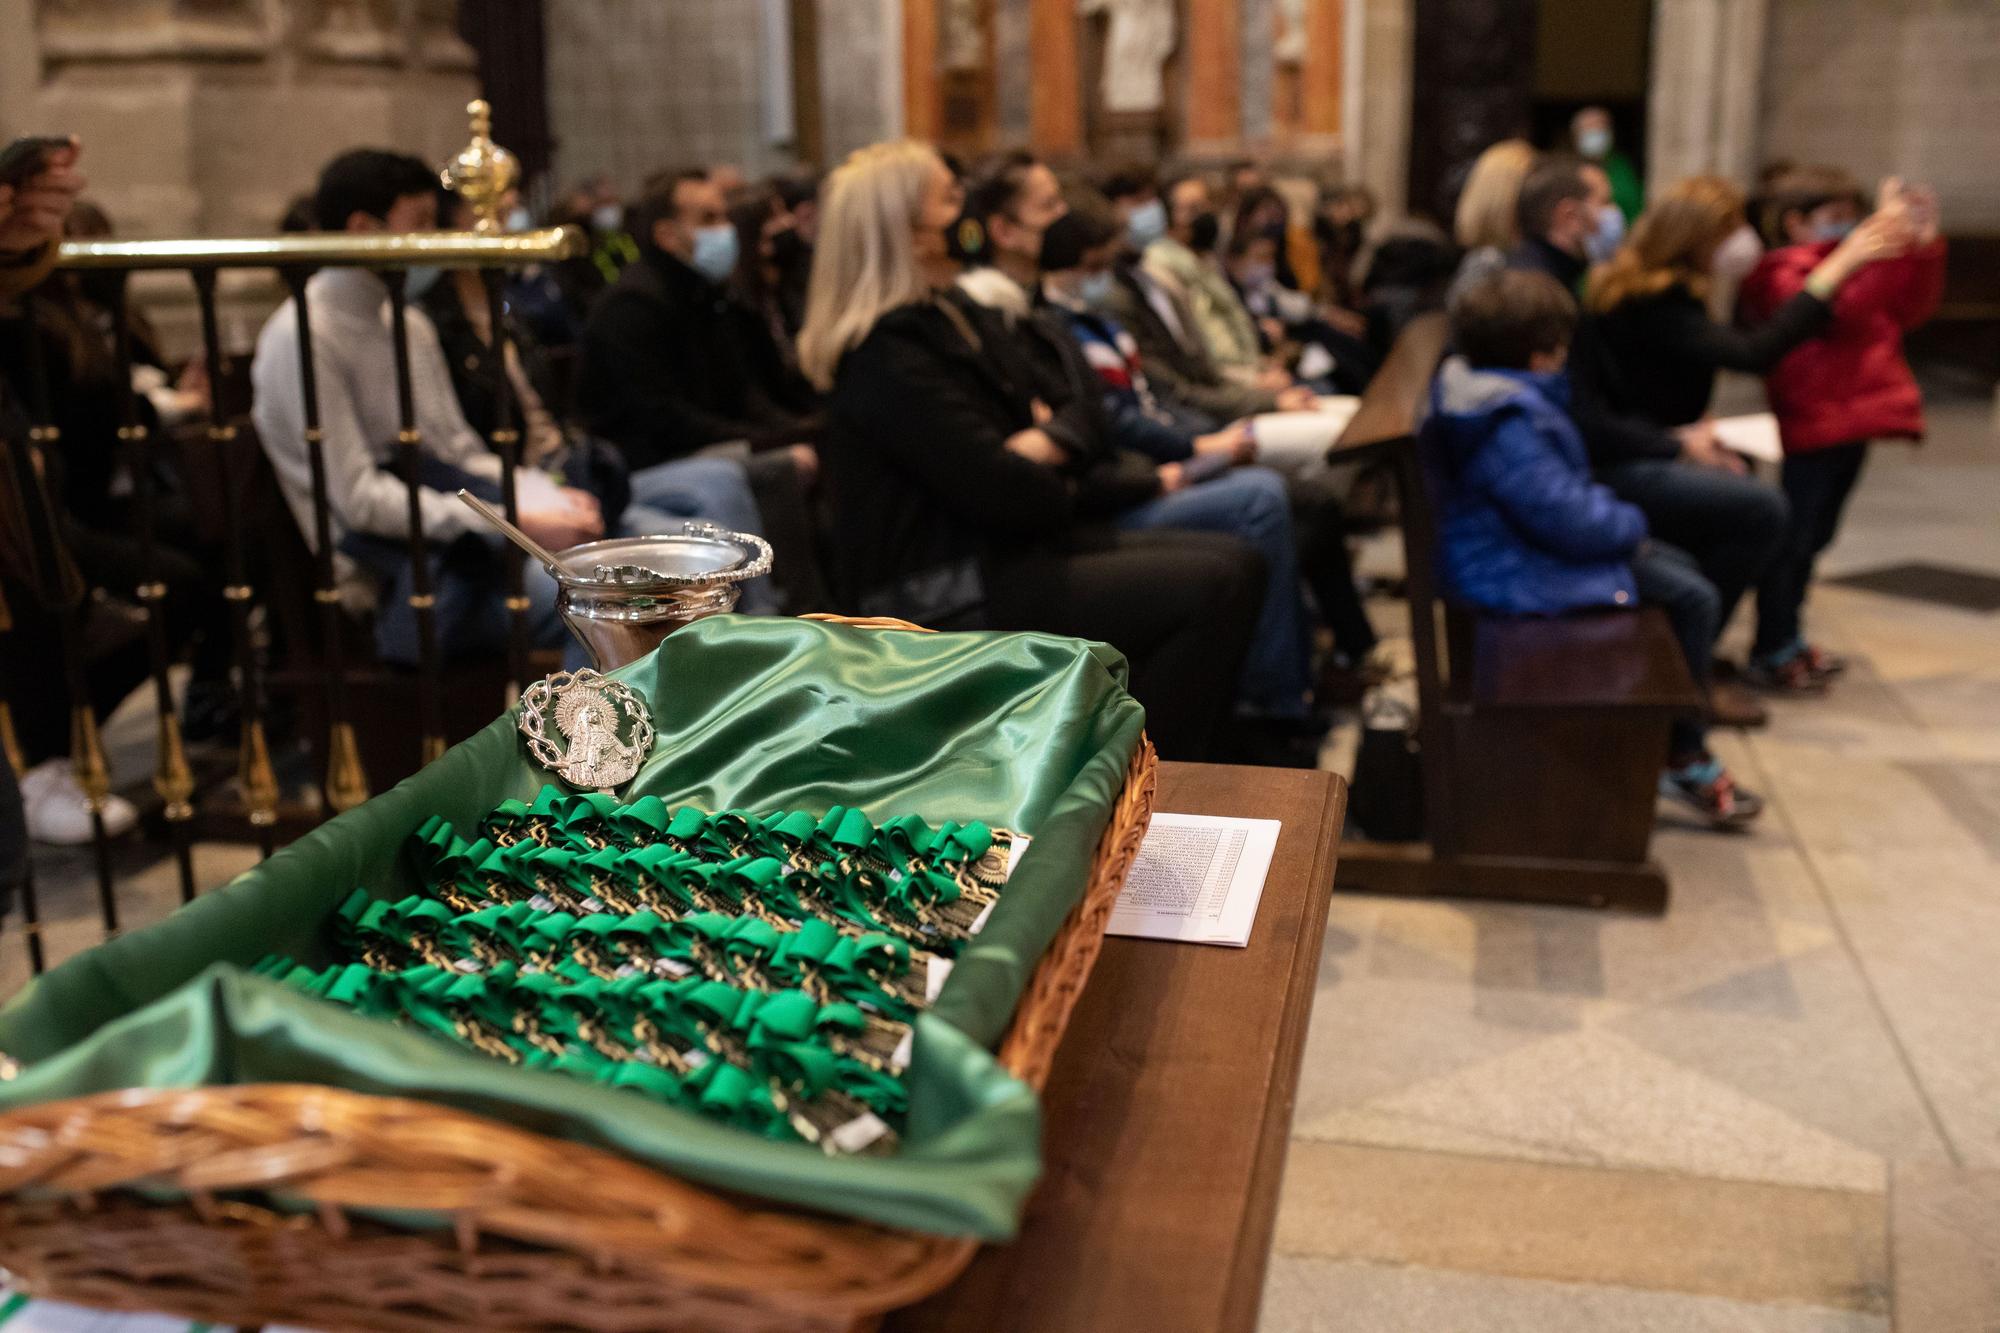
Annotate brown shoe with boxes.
[1709,680,1770,729]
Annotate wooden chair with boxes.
[1328,313,1703,913]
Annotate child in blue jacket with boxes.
[1428,269,1762,828]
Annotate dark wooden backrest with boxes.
[1330,311,1453,710]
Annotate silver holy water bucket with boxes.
[551,521,773,670]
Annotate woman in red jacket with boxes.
[1738,171,1944,691]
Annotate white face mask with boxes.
[1709,224,1764,282]
[1577,126,1613,160]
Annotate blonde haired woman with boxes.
[799,141,1264,761]
[1445,139,1536,307]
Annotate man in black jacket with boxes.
[578,168,812,611]
[581,168,817,463]
[1507,156,1786,721]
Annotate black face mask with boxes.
[1188,211,1221,254]
[769,226,810,272]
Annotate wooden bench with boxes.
[1327,313,1703,913]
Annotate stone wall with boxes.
[0,0,478,239]
[1761,0,2000,230]
[0,1,479,356]
[545,0,801,193]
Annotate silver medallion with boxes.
[518,668,654,791]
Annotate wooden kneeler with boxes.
[1328,315,1703,914]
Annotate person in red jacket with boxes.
[1737,170,1944,692]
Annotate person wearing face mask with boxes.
[252,149,707,672]
[797,141,1265,762]
[1143,173,1273,385]
[1581,162,1627,265]
[1043,208,1383,702]
[1573,173,1909,703]
[1503,159,1793,727]
[1571,106,1643,223]
[577,166,816,568]
[951,161,1322,743]
[1735,169,1945,693]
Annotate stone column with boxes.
[1240,0,1276,148]
[1647,0,1769,193]
[816,0,903,163]
[1347,0,1412,211]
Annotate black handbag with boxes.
[1349,692,1425,841]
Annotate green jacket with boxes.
[1143,236,1262,373]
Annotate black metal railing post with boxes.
[104,283,199,905]
[381,271,448,766]
[0,586,47,974]
[281,266,370,815]
[480,270,530,698]
[190,270,278,856]
[13,293,119,936]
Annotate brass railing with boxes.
[5,221,587,975]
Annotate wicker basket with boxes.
[0,616,1157,1333]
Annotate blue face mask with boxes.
[1126,197,1167,249]
[592,202,624,233]
[690,224,740,283]
[1584,205,1626,264]
[1809,217,1856,243]
[504,206,533,233]
[1075,270,1115,307]
[403,265,443,300]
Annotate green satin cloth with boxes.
[0,616,1146,1239]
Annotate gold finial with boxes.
[440,97,520,234]
[154,710,196,822]
[325,721,370,813]
[238,717,280,827]
[69,707,112,810]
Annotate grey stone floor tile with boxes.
[1259,1257,1889,1333]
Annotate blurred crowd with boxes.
[0,101,1948,871]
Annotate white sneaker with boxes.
[18,758,139,845]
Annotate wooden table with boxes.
[885,762,1346,1333]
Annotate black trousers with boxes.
[1754,442,1868,660]
[1600,457,1790,639]
[1290,476,1380,664]
[986,529,1265,763]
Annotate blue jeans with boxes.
[1115,466,1312,718]
[1631,539,1719,762]
[1600,459,1788,638]
[375,455,774,670]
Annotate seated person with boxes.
[1144,172,1270,386]
[1223,222,1375,395]
[1427,269,1762,828]
[419,186,771,610]
[249,150,757,672]
[1506,157,1792,711]
[1095,171,1358,477]
[577,167,816,475]
[951,155,1315,734]
[798,140,1265,763]
[1041,208,1380,680]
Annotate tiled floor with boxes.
[1266,392,2000,1331]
